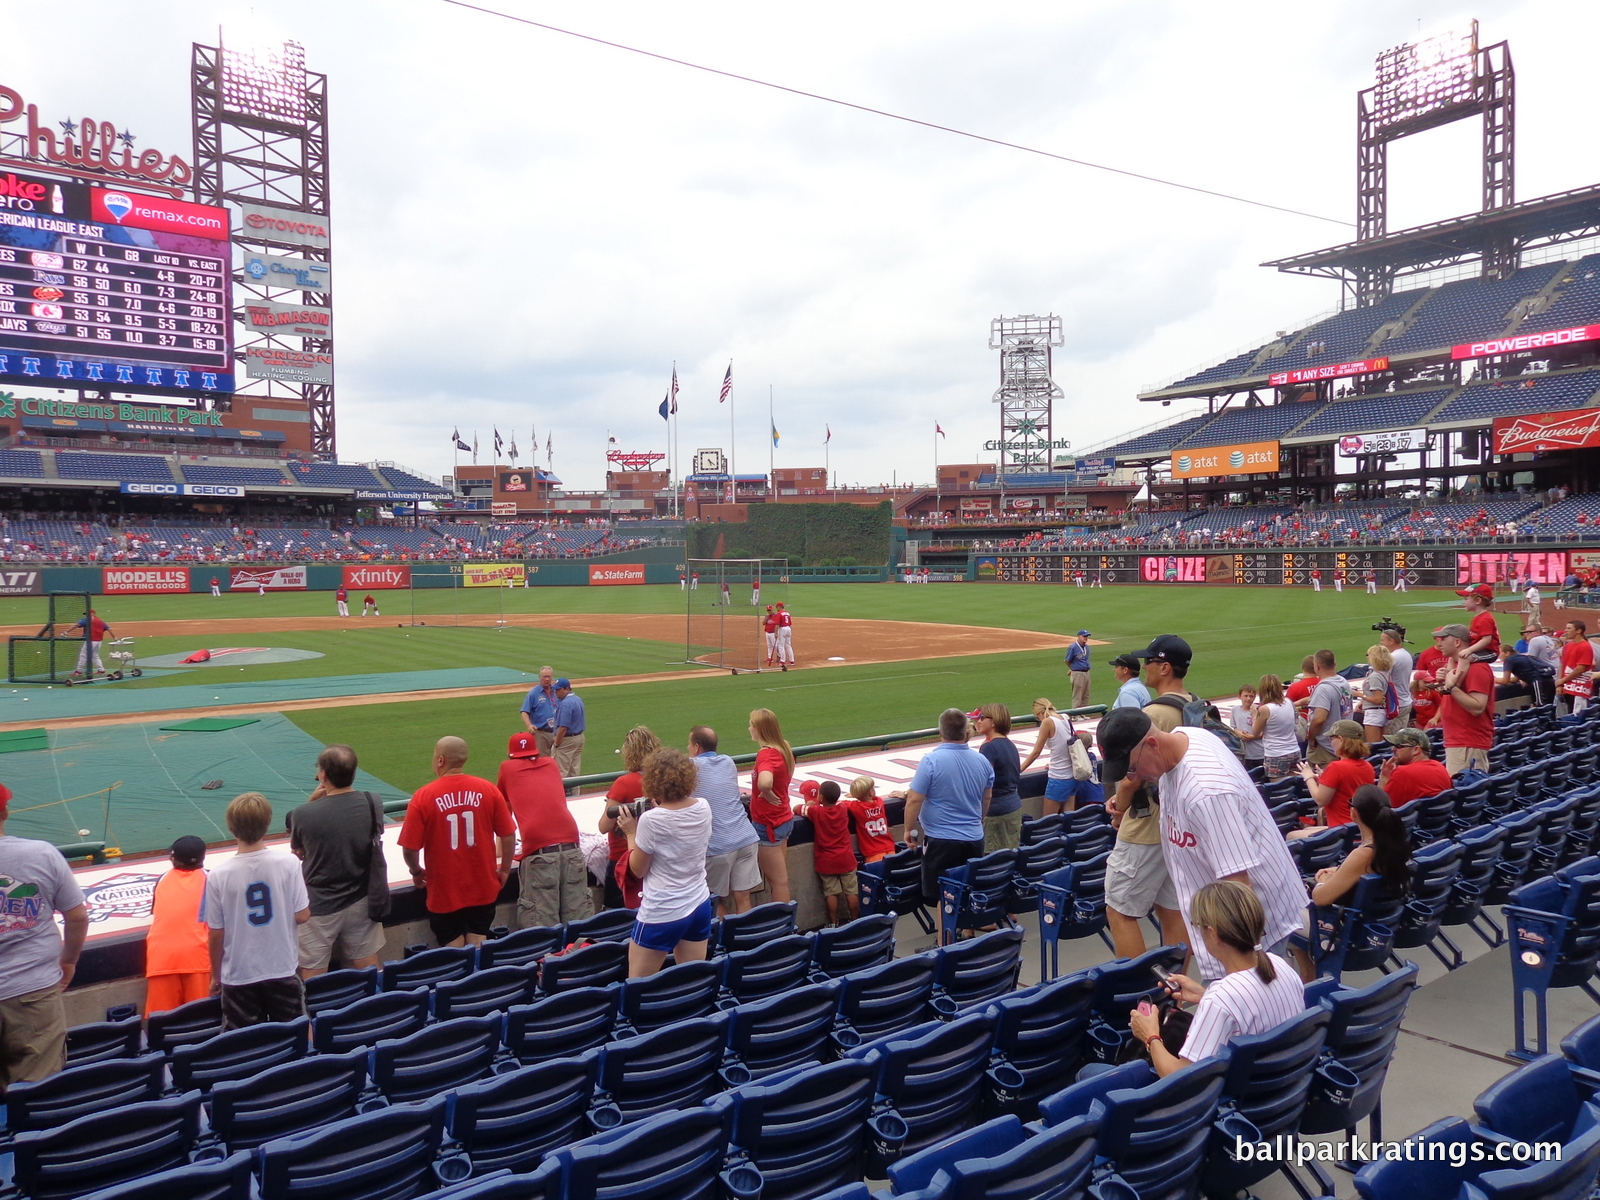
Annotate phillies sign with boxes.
[1269,357,1389,386]
[1493,407,1600,454]
[342,565,410,590]
[1452,324,1600,360]
[0,83,193,194]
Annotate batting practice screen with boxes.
[6,592,92,683]
[685,558,788,672]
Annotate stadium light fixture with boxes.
[219,37,308,127]
[1370,22,1479,133]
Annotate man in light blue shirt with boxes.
[1066,631,1093,709]
[904,709,993,923]
[519,665,559,756]
[551,679,585,790]
[1111,653,1151,709]
[689,726,761,915]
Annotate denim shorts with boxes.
[632,897,714,952]
[756,817,795,845]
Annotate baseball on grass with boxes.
[78,829,91,836]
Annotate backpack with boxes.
[1150,693,1246,759]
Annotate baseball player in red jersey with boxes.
[763,606,779,665]
[776,603,794,670]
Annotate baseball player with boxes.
[720,580,731,606]
[1310,568,1322,591]
[335,584,349,617]
[763,606,779,665]
[71,608,111,677]
[776,602,794,670]
[363,593,380,617]
[751,576,761,606]
[209,576,221,597]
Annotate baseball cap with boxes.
[1456,584,1494,601]
[776,602,785,608]
[507,732,539,758]
[1330,719,1366,741]
[1387,728,1431,751]
[0,780,11,816]
[1131,634,1192,669]
[797,779,820,804]
[1433,623,1472,641]
[554,677,572,689]
[1077,629,1092,637]
[170,835,207,868]
[766,606,773,612]
[1096,706,1153,786]
[1109,652,1141,671]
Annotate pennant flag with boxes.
[659,392,670,422]
[508,435,518,461]
[719,363,732,403]
[472,432,479,456]
[936,423,947,439]
[494,428,503,454]
[454,434,470,451]
[451,426,460,443]
[771,421,780,447]
[825,425,832,444]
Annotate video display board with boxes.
[987,548,1467,587]
[0,170,233,395]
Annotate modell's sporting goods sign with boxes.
[230,566,307,591]
[1493,407,1600,454]
[103,567,188,594]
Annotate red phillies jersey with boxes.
[336,587,348,599]
[398,774,514,912]
[764,615,779,633]
[778,611,793,628]
[806,801,857,875]
[847,797,897,860]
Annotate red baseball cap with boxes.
[0,781,10,815]
[506,732,539,758]
[798,779,820,803]
[1456,584,1495,600]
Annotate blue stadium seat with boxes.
[983,970,1101,1118]
[589,1012,731,1128]
[1,1053,165,1133]
[1005,837,1065,916]
[64,1015,143,1065]
[1443,822,1510,956]
[256,1094,463,1200]
[303,968,378,1016]
[1474,1054,1595,1145]
[883,1112,1108,1200]
[1085,944,1189,1061]
[380,945,475,992]
[1506,865,1600,1057]
[539,941,628,994]
[715,902,798,953]
[831,955,938,1051]
[475,926,562,970]
[502,987,618,1065]
[144,997,224,1055]
[1302,873,1405,983]
[719,934,818,1006]
[1036,853,1114,980]
[546,1107,761,1200]
[1564,1012,1600,1080]
[936,849,1018,943]
[1391,839,1465,970]
[310,989,430,1055]
[1035,1057,1229,1200]
[426,1163,559,1200]
[615,959,723,1035]
[169,1017,310,1094]
[369,1014,502,1104]
[713,1058,881,1200]
[432,965,538,1020]
[851,1012,998,1158]
[1288,824,1357,882]
[720,980,842,1083]
[810,914,896,979]
[1352,1114,1600,1200]
[858,848,935,936]
[444,1050,600,1174]
[1300,961,1419,1153]
[9,1090,204,1200]
[207,1048,370,1152]
[563,908,637,945]
[70,1152,254,1200]
[931,928,1022,1013]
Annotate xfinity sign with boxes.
[120,482,245,497]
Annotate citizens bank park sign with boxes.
[1493,406,1600,454]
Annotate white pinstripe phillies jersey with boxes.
[1158,727,1308,980]
[1179,954,1305,1063]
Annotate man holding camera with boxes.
[498,731,591,928]
[1378,622,1413,733]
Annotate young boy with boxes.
[145,835,211,1015]
[804,781,860,926]
[204,793,311,1029]
[846,777,897,863]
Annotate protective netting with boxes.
[685,558,787,672]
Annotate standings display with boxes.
[988,549,1460,587]
[0,173,233,395]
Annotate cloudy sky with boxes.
[7,0,1600,490]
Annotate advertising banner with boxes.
[1451,324,1600,360]
[103,567,188,594]
[235,202,332,249]
[1456,552,1568,586]
[243,346,334,385]
[491,502,519,517]
[589,564,646,586]
[1170,441,1280,479]
[119,483,246,497]
[229,566,307,591]
[1269,357,1389,386]
[342,565,411,590]
[498,470,535,494]
[1493,407,1600,455]
[1336,429,1429,457]
[1139,555,1236,583]
[239,252,332,294]
[463,563,525,587]
[244,302,332,339]
[89,188,228,238]
[0,568,42,596]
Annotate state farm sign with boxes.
[103,567,188,594]
[1452,324,1600,360]
[342,565,410,590]
[1493,407,1600,455]
[589,564,646,586]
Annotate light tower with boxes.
[990,315,1064,475]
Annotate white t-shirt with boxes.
[1180,955,1306,1062]
[1257,701,1300,759]
[1529,635,1562,674]
[1387,647,1413,709]
[1229,703,1264,760]
[202,848,309,987]
[0,835,86,1001]
[635,799,713,924]
[1359,668,1391,721]
[1158,728,1308,981]
[1044,715,1077,781]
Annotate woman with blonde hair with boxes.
[1128,880,1304,1077]
[598,726,661,909]
[1019,698,1086,813]
[1246,674,1302,780]
[1359,644,1396,748]
[748,708,797,904]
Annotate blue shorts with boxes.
[1045,777,1104,806]
[756,817,795,845]
[632,897,714,952]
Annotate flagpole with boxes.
[671,362,680,520]
[728,360,736,506]
[768,384,774,493]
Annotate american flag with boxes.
[936,423,946,439]
[671,367,680,411]
[719,363,732,403]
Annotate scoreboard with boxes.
[985,549,1466,587]
[0,171,233,395]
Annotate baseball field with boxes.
[0,581,1503,854]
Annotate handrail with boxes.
[379,704,1110,814]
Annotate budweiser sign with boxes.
[1269,357,1389,386]
[1493,407,1600,454]
[342,565,410,590]
[0,83,193,195]
[1452,325,1600,360]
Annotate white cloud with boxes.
[7,0,1598,488]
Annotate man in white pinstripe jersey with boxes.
[1098,706,1305,983]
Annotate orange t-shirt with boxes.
[146,867,211,976]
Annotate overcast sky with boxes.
[7,0,1600,491]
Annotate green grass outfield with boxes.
[6,582,1508,795]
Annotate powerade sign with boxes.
[119,483,245,497]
